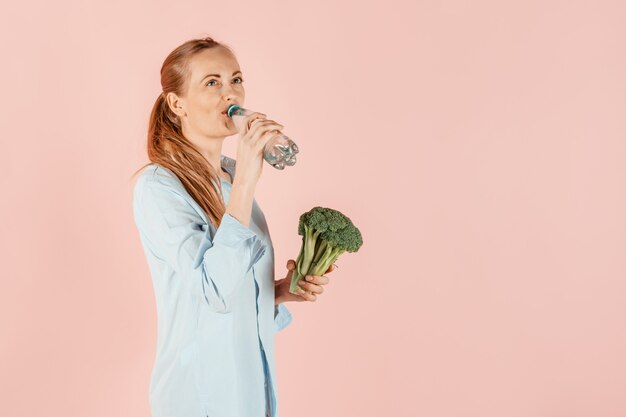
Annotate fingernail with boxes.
[306,276,312,281]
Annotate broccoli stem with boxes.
[289,265,306,294]
[309,239,331,273]
[300,225,320,273]
[313,237,325,259]
[309,246,344,276]
[290,236,306,294]
[290,225,320,294]
[313,240,329,264]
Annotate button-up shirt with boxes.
[132,155,293,417]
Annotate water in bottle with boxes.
[226,104,299,170]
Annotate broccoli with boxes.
[289,206,363,295]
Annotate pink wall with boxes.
[1,0,625,416]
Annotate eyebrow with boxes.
[201,70,242,83]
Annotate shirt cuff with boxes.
[213,212,260,246]
[274,303,293,333]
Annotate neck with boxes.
[182,124,226,173]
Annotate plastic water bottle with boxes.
[226,104,299,170]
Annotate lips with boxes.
[221,103,240,116]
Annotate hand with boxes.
[233,112,284,187]
[275,259,335,303]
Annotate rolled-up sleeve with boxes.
[274,303,293,332]
[135,177,266,314]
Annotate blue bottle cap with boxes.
[226,104,241,118]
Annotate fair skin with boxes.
[274,260,335,304]
[164,46,334,304]
[164,47,244,180]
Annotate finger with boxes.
[295,286,311,300]
[255,126,283,148]
[325,264,335,273]
[242,114,267,133]
[244,117,271,137]
[299,280,324,294]
[249,119,283,138]
[305,274,330,285]
[287,259,296,269]
[297,288,317,302]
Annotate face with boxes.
[167,46,245,138]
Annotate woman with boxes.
[131,37,334,417]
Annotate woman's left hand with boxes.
[275,259,335,303]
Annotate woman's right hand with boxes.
[233,112,284,186]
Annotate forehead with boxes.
[189,47,240,81]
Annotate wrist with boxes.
[274,280,285,305]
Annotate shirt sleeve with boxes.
[274,303,293,332]
[135,177,267,314]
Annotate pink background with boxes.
[1,0,625,416]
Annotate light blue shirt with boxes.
[132,154,293,417]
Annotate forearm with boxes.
[225,180,256,228]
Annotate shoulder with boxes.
[135,163,184,186]
[133,156,236,198]
[133,163,187,205]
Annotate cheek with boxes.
[224,117,236,130]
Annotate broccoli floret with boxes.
[289,207,363,294]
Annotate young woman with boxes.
[131,37,334,417]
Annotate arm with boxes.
[134,176,266,314]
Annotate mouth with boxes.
[221,103,241,117]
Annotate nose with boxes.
[223,94,237,106]
[223,83,241,101]
[222,84,236,98]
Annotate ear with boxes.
[165,92,187,117]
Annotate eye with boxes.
[206,77,244,86]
